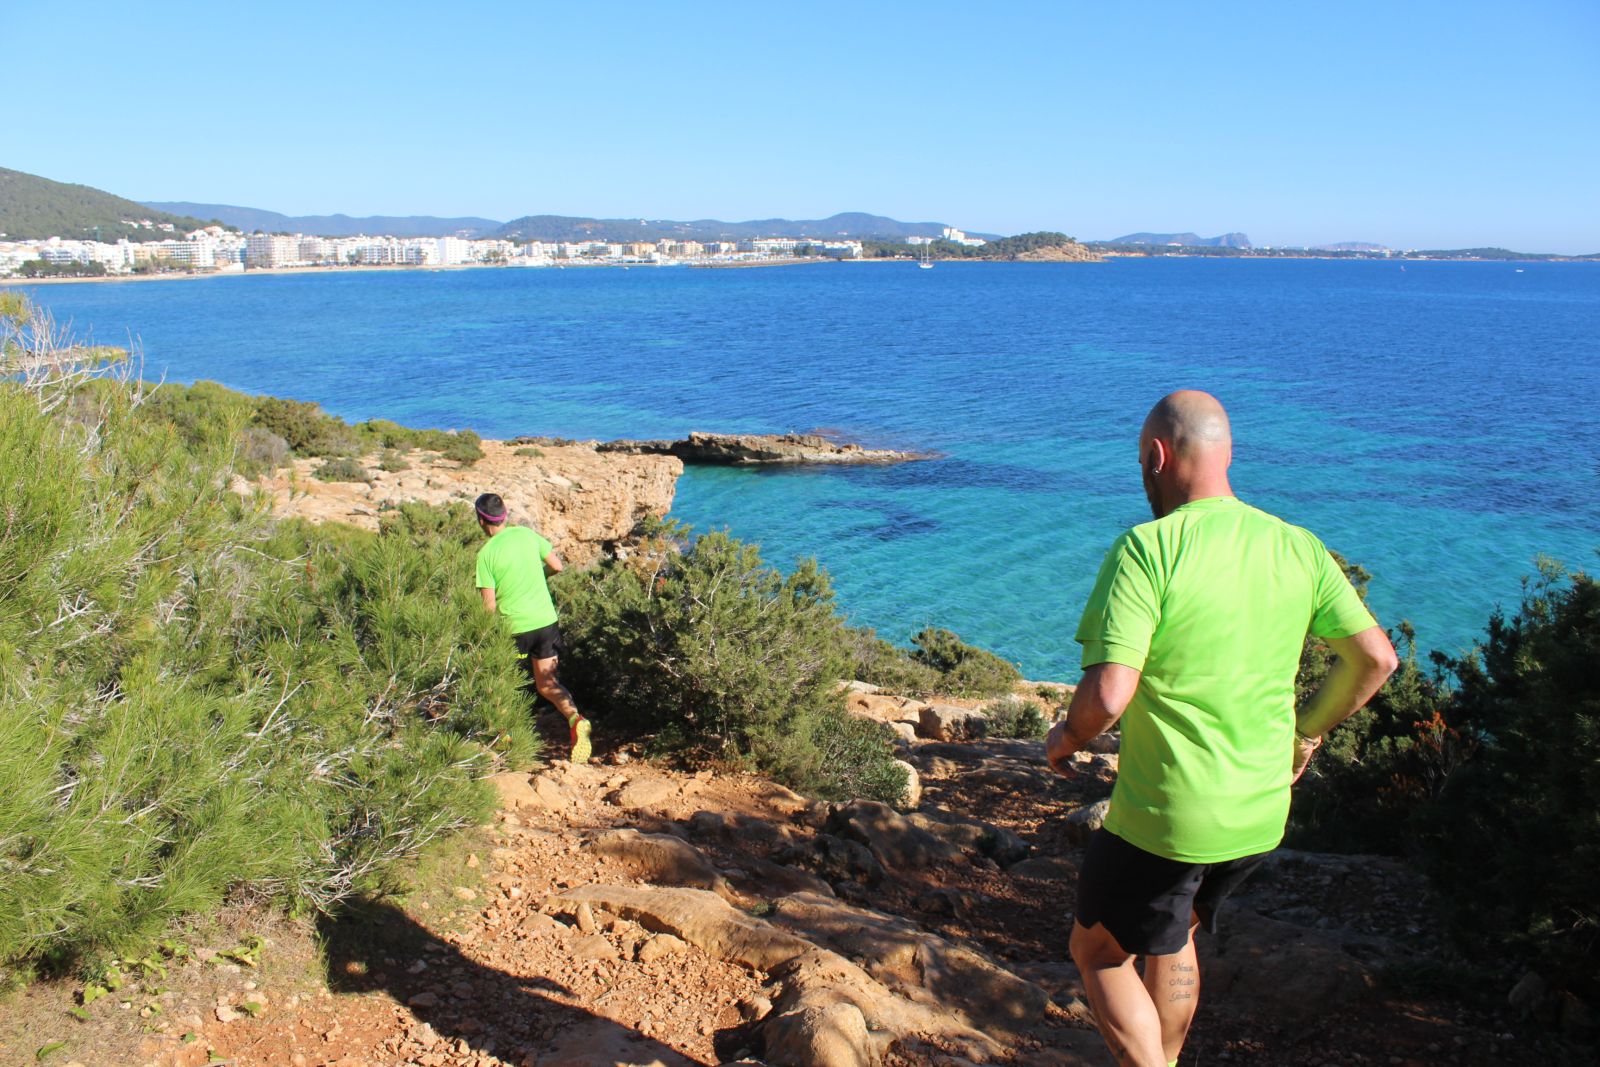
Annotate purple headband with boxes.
[477,506,506,523]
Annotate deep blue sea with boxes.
[15,258,1598,678]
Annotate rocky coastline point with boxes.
[247,431,928,564]
[247,438,683,566]
[595,431,935,466]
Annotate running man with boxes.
[473,492,592,764]
[1046,391,1397,1067]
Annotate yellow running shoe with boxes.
[569,716,592,765]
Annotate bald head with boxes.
[1142,390,1232,458]
[1139,390,1234,518]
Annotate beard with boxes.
[1142,465,1163,520]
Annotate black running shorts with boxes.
[1075,828,1268,956]
[513,622,564,663]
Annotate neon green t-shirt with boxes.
[474,525,558,635]
[1075,496,1375,863]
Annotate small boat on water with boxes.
[918,243,933,270]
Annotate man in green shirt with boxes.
[1045,391,1397,1067]
[474,492,591,764]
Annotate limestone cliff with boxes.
[248,439,682,566]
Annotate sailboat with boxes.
[918,242,933,269]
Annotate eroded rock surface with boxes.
[248,438,681,566]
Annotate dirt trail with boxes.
[3,707,1568,1067]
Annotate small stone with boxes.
[637,933,688,963]
[215,1004,241,1023]
[452,886,478,902]
[738,994,773,1021]
[571,934,617,961]
[409,991,441,1008]
[466,853,480,869]
[575,902,597,933]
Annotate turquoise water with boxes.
[17,258,1598,678]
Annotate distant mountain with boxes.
[0,167,224,241]
[1103,231,1253,249]
[143,202,501,238]
[493,212,976,244]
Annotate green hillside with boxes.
[0,166,224,241]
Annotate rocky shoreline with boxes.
[247,431,929,565]
[246,438,682,567]
[593,431,935,466]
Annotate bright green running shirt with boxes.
[1075,496,1375,863]
[474,526,558,635]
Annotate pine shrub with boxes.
[439,429,484,467]
[1420,562,1600,999]
[555,528,905,803]
[844,628,942,696]
[0,307,538,978]
[910,627,1022,698]
[255,395,360,457]
[314,456,371,482]
[1288,550,1600,1002]
[984,694,1050,738]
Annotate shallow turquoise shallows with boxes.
[16,258,1597,678]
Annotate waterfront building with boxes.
[245,233,302,268]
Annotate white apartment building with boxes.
[941,227,986,247]
[161,239,215,269]
[299,237,336,263]
[437,236,472,265]
[743,238,800,255]
[245,233,302,268]
[351,238,403,265]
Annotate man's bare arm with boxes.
[1045,662,1141,774]
[543,552,565,576]
[479,587,497,614]
[1295,625,1399,739]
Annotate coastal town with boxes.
[0,222,983,278]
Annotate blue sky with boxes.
[9,1,1598,251]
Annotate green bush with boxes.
[239,427,291,474]
[314,456,371,482]
[1287,549,1600,1004]
[439,429,484,466]
[983,694,1049,739]
[514,446,544,458]
[844,628,941,696]
[807,712,909,803]
[554,527,904,803]
[0,309,537,978]
[255,395,360,457]
[910,627,1023,698]
[1419,561,1600,999]
[356,418,416,450]
[378,447,411,473]
[355,418,482,466]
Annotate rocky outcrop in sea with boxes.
[595,431,933,466]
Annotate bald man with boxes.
[1046,391,1397,1067]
